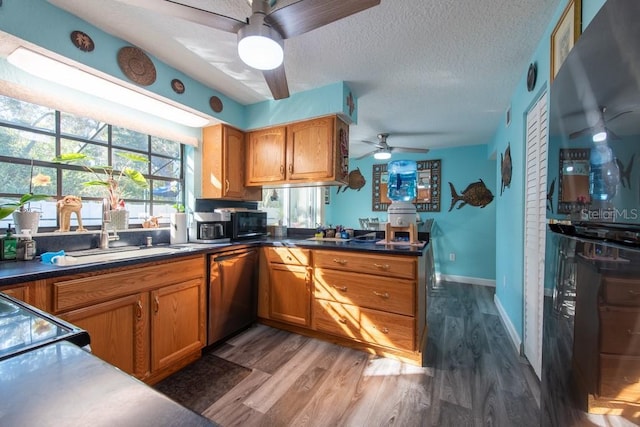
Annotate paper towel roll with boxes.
[170,213,187,244]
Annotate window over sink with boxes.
[258,187,324,228]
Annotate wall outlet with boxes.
[449,252,455,262]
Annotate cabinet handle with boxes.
[333,258,348,265]
[280,165,285,175]
[288,164,293,174]
[136,300,142,319]
[154,295,160,314]
[373,291,390,299]
[338,317,347,324]
[225,179,230,193]
[373,325,389,334]
[373,263,390,271]
[334,286,348,292]
[627,329,640,336]
[628,290,640,297]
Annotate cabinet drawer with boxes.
[599,354,640,402]
[602,276,640,307]
[266,247,310,266]
[53,256,205,313]
[599,306,640,355]
[314,269,414,316]
[360,307,415,351]
[313,299,415,351]
[314,299,360,340]
[313,251,416,280]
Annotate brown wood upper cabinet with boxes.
[246,115,349,187]
[202,124,261,201]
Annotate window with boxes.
[0,95,184,231]
[258,187,324,228]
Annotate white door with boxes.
[523,92,548,379]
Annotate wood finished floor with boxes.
[203,282,540,427]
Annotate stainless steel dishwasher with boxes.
[207,248,258,346]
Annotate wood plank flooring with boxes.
[202,282,540,427]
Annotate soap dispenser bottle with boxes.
[1,224,17,260]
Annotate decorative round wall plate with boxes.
[117,46,156,86]
[171,79,185,94]
[527,63,537,92]
[70,30,94,52]
[209,96,223,113]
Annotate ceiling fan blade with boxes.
[116,0,245,33]
[569,126,593,139]
[606,109,634,123]
[262,64,290,100]
[361,139,385,149]
[391,147,430,154]
[266,0,380,39]
[606,127,621,140]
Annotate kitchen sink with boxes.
[57,246,183,266]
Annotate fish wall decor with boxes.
[448,179,494,211]
[616,153,635,189]
[337,167,366,193]
[500,143,512,195]
[547,178,555,213]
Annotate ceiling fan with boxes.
[357,133,430,160]
[116,0,381,100]
[569,106,633,141]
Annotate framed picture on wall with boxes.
[550,0,582,83]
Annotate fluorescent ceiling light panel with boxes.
[7,47,209,128]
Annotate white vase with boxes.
[109,210,129,230]
[12,211,40,234]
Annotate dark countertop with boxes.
[0,341,216,427]
[0,237,429,287]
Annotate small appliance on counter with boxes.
[188,211,231,243]
[218,208,267,241]
[385,160,419,243]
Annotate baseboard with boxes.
[493,294,522,353]
[438,273,496,287]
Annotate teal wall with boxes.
[326,145,496,281]
[490,0,607,340]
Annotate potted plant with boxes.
[53,152,149,229]
[0,161,51,233]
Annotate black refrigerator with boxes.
[543,0,640,425]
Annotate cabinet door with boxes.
[246,127,286,185]
[202,125,260,200]
[286,117,334,181]
[60,293,149,380]
[151,278,205,372]
[269,264,311,326]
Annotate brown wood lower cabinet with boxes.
[53,256,206,384]
[61,293,149,378]
[259,247,428,365]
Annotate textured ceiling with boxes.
[44,0,561,157]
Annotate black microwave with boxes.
[230,210,267,241]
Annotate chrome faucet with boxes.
[100,198,119,249]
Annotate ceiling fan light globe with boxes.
[374,150,392,160]
[238,24,284,70]
[592,130,607,142]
